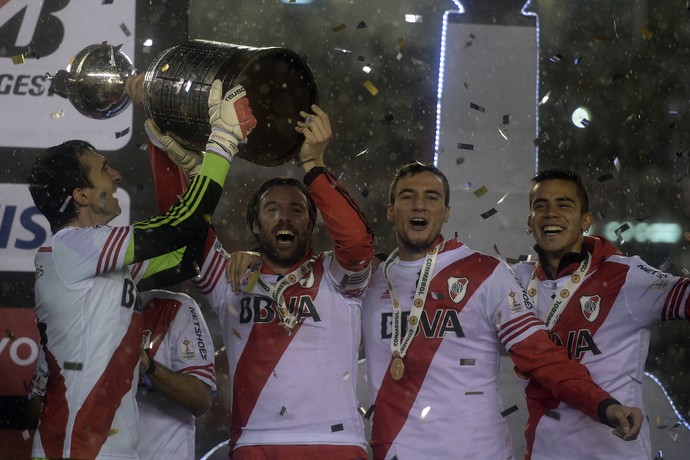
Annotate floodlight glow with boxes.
[603,221,682,244]
[571,107,590,128]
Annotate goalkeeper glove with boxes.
[206,80,257,162]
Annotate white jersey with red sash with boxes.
[192,169,373,452]
[136,290,216,460]
[363,236,614,460]
[513,235,690,460]
[32,226,143,460]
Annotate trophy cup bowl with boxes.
[51,40,319,167]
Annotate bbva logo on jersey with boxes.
[579,294,601,322]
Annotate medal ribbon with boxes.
[255,257,315,332]
[383,240,445,359]
[526,252,591,329]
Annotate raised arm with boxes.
[296,105,374,276]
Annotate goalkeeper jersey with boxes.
[31,154,228,460]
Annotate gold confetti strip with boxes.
[331,23,347,32]
[5,329,17,341]
[160,63,169,73]
[397,36,405,50]
[640,27,654,39]
[50,110,65,120]
[363,80,379,96]
[107,427,119,436]
[473,185,488,198]
[11,54,25,65]
[246,270,260,291]
[232,329,242,340]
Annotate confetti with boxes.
[331,23,347,32]
[107,427,119,436]
[493,243,502,257]
[362,404,375,419]
[501,405,519,417]
[397,37,405,50]
[5,329,16,341]
[356,54,365,62]
[545,409,561,420]
[640,27,654,40]
[659,257,673,272]
[334,47,352,54]
[480,208,498,219]
[497,192,510,205]
[457,143,474,150]
[573,55,583,65]
[331,423,344,432]
[279,406,287,416]
[102,0,114,4]
[456,158,465,166]
[115,127,130,138]
[357,21,367,29]
[517,254,531,262]
[64,361,83,370]
[430,291,444,300]
[361,188,370,198]
[22,430,30,441]
[11,54,25,65]
[363,80,379,96]
[613,157,622,171]
[497,126,509,141]
[615,223,630,245]
[502,114,510,125]
[120,23,131,37]
[232,329,242,340]
[533,131,550,146]
[473,185,488,198]
[380,114,394,125]
[538,91,551,106]
[160,63,169,73]
[459,359,476,365]
[469,102,485,113]
[405,14,423,23]
[463,82,469,89]
[420,406,431,419]
[597,173,614,182]
[465,391,483,395]
[548,53,563,62]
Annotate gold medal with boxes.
[390,357,405,380]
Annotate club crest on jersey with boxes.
[579,295,601,322]
[447,277,469,304]
[180,338,196,360]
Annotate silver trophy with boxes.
[51,40,319,167]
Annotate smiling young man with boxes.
[361,161,643,460]
[153,105,375,459]
[512,169,690,459]
[26,80,255,460]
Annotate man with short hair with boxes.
[150,105,375,459]
[27,80,255,459]
[512,169,690,459]
[361,161,643,460]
